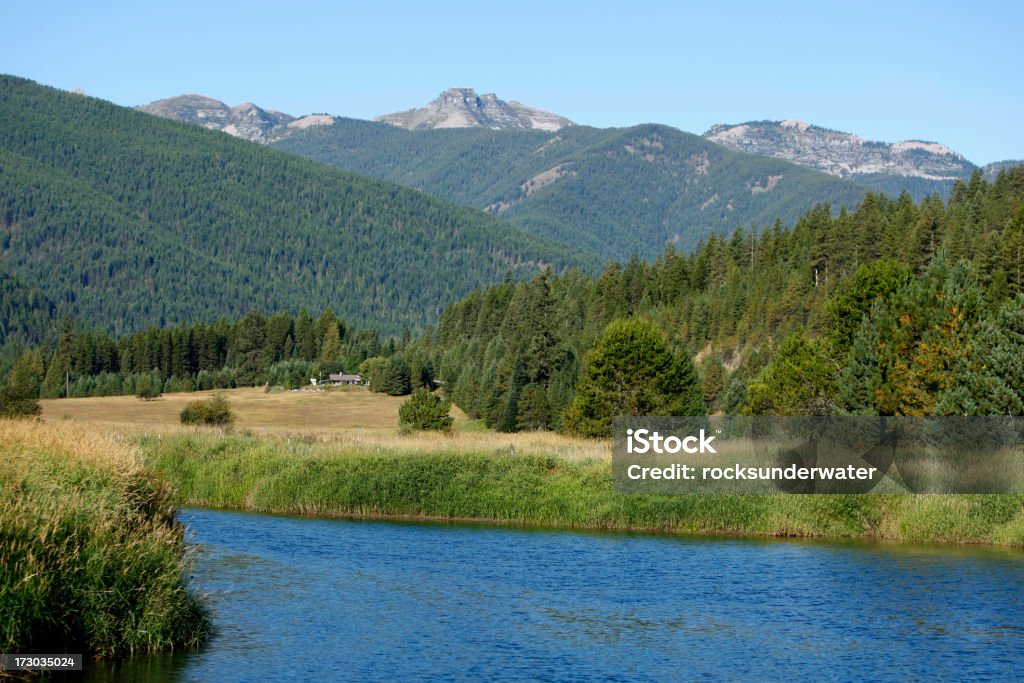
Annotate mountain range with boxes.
[134,87,572,142]
[984,159,1024,181]
[137,88,1015,196]
[5,76,1020,341]
[271,119,868,258]
[136,90,870,257]
[134,88,1021,260]
[135,94,335,142]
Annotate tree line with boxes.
[0,309,402,404]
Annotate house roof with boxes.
[328,373,362,382]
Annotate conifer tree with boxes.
[294,308,318,362]
[380,356,411,396]
[398,388,453,432]
[41,351,65,399]
[231,311,267,386]
[746,331,836,416]
[563,319,703,437]
[516,383,551,431]
[0,349,42,417]
[320,322,343,367]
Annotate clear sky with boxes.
[2,0,1021,164]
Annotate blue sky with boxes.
[2,0,1021,163]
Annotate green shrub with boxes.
[135,381,162,401]
[398,388,453,432]
[180,393,234,426]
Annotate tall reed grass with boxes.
[142,430,1024,546]
[0,420,209,658]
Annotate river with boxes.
[78,508,1024,681]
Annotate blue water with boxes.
[81,508,1024,681]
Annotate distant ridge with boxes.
[984,159,1024,181]
[273,119,872,258]
[704,119,977,195]
[136,94,334,142]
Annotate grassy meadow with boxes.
[0,420,209,657]
[41,386,411,433]
[40,387,608,461]
[16,387,1024,549]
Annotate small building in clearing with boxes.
[328,373,363,386]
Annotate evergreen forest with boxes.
[6,167,1023,431]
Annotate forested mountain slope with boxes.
[271,118,872,258]
[0,76,591,336]
[0,273,57,349]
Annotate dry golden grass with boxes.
[41,387,405,431]
[39,388,610,462]
[314,428,610,463]
[0,417,141,472]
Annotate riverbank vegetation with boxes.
[141,429,1024,547]
[0,420,209,657]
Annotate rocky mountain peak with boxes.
[374,88,573,131]
[135,94,304,142]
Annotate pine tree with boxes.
[840,259,991,415]
[41,351,65,399]
[746,331,836,416]
[516,383,551,431]
[294,308,318,361]
[232,311,267,386]
[497,356,527,432]
[826,260,912,353]
[563,319,703,437]
[957,299,1024,415]
[701,359,725,410]
[320,322,343,367]
[398,388,453,432]
[316,309,339,354]
[358,356,388,392]
[837,301,884,414]
[0,349,42,417]
[380,356,411,396]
